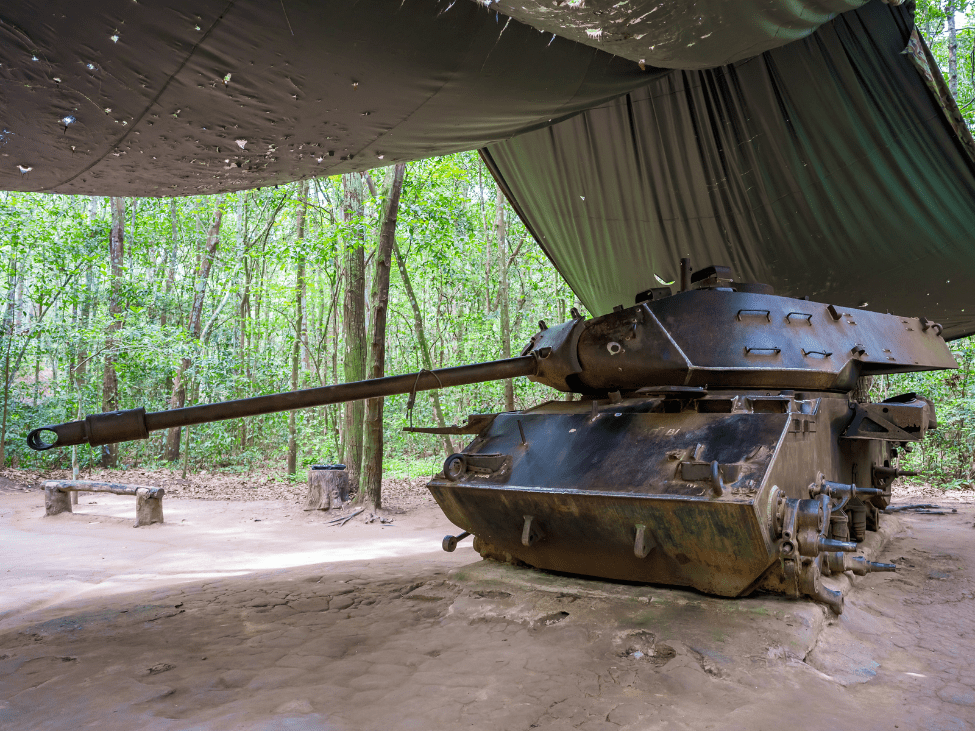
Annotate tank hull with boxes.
[427,388,902,602]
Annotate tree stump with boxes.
[45,484,72,516]
[304,465,349,512]
[135,487,165,527]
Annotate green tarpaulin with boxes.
[0,0,656,196]
[484,1,975,339]
[0,0,897,196]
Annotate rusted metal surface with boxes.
[27,357,537,450]
[428,386,928,612]
[554,290,957,394]
[431,483,775,596]
[843,394,936,440]
[427,394,787,597]
[26,265,958,612]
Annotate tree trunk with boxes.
[3,255,16,330]
[479,163,492,313]
[33,352,40,408]
[13,269,23,333]
[68,300,78,391]
[75,266,94,385]
[496,187,515,411]
[342,173,368,495]
[239,194,251,450]
[330,269,341,455]
[160,199,179,331]
[360,164,406,509]
[393,240,455,455]
[948,3,958,98]
[288,183,309,475]
[239,255,251,449]
[0,256,17,467]
[164,202,223,461]
[73,201,97,391]
[102,197,125,468]
[0,347,9,469]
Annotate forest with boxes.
[1,1,973,502]
[0,152,583,504]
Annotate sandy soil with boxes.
[1,473,974,731]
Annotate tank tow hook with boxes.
[442,531,472,552]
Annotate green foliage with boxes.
[916,1,975,126]
[875,337,975,487]
[0,153,581,477]
[383,456,444,479]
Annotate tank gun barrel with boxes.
[26,356,537,451]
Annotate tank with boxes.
[27,263,956,613]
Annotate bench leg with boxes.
[45,485,73,516]
[135,488,164,527]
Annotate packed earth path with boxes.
[1,469,974,731]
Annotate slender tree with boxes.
[495,187,515,411]
[360,164,406,508]
[341,173,367,493]
[393,240,455,454]
[101,197,125,467]
[163,201,223,461]
[287,182,309,474]
[73,200,98,387]
[159,199,179,331]
[0,255,18,467]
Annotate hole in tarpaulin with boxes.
[654,273,675,286]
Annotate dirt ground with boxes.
[1,470,974,731]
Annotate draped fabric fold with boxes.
[0,0,658,196]
[483,0,975,340]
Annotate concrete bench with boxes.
[44,480,164,527]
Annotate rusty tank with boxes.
[27,263,956,613]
